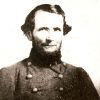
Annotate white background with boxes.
[0,0,100,92]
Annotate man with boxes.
[0,4,99,100]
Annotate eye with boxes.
[38,27,49,31]
[54,27,61,32]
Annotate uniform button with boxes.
[26,74,32,79]
[49,64,52,67]
[58,74,63,79]
[59,87,63,91]
[27,61,32,66]
[33,88,38,92]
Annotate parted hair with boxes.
[21,4,72,35]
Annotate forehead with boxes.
[34,10,63,28]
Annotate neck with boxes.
[29,47,62,67]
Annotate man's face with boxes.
[32,10,63,54]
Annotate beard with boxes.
[29,40,62,66]
[32,40,62,57]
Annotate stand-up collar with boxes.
[28,48,62,67]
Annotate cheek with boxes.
[33,31,48,42]
[57,40,62,47]
[53,33,63,43]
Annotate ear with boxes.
[25,31,33,41]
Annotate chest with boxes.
[14,66,76,100]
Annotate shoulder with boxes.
[0,58,28,77]
[62,62,100,99]
[63,62,96,87]
[62,62,89,77]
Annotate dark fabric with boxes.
[29,47,62,67]
[0,59,100,100]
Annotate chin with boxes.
[33,42,61,56]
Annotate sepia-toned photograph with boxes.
[0,0,100,100]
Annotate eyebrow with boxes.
[53,27,61,31]
[38,27,49,31]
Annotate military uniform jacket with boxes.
[0,47,100,100]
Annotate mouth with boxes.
[41,43,56,46]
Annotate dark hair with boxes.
[21,4,72,35]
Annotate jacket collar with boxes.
[28,47,62,67]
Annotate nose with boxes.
[46,30,54,43]
[46,38,52,44]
